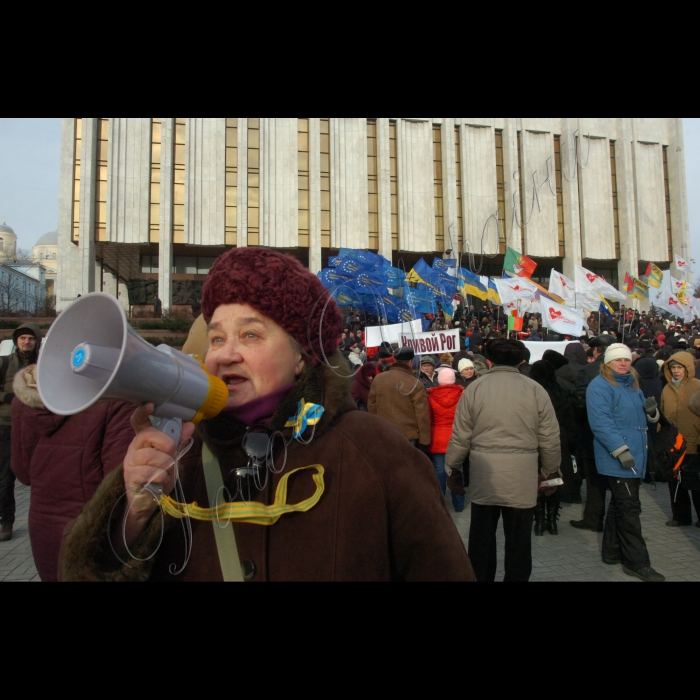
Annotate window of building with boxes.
[225,118,238,246]
[433,124,444,250]
[553,135,565,258]
[610,141,621,260]
[390,120,398,250]
[170,255,216,275]
[298,118,310,248]
[95,118,109,242]
[173,118,186,244]
[367,119,378,250]
[0,239,4,252]
[140,254,159,273]
[663,146,673,262]
[247,118,260,246]
[320,118,331,248]
[149,118,162,243]
[72,118,82,243]
[495,129,506,254]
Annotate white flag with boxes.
[669,275,687,297]
[548,269,576,305]
[575,265,626,302]
[675,254,691,273]
[502,298,538,315]
[657,292,685,319]
[493,277,538,305]
[540,298,585,337]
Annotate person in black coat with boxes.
[633,356,663,406]
[528,360,577,535]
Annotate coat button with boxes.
[242,560,256,580]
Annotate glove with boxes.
[618,450,636,470]
[417,442,430,454]
[2,392,15,404]
[447,470,466,496]
[643,397,658,417]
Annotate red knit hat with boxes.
[201,247,343,365]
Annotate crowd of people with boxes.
[1,250,699,582]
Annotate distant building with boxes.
[0,221,17,259]
[56,118,691,313]
[31,230,57,298]
[0,263,45,314]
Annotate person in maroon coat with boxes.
[10,364,136,581]
[350,362,377,411]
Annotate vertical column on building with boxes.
[501,118,522,252]
[107,118,151,243]
[560,118,582,279]
[441,118,459,254]
[79,118,98,296]
[461,121,499,257]
[376,118,392,261]
[159,118,175,313]
[260,118,298,248]
[185,118,226,246]
[308,118,322,273]
[614,118,639,295]
[237,118,249,247]
[330,118,369,250]
[668,117,692,284]
[57,118,80,311]
[397,119,435,252]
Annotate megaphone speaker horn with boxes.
[37,293,228,428]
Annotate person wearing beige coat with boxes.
[661,351,700,527]
[445,338,561,582]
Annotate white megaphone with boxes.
[37,293,228,443]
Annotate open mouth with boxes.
[222,374,248,390]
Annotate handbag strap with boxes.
[201,443,244,582]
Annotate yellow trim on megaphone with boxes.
[190,355,229,424]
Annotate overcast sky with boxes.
[1,117,698,277]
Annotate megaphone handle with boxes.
[143,417,182,498]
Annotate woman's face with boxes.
[421,363,434,375]
[671,363,687,381]
[608,358,631,375]
[205,303,304,409]
[461,367,475,379]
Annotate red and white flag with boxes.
[548,269,576,306]
[675,254,691,272]
[493,277,538,305]
[657,293,687,320]
[575,265,626,302]
[539,298,585,337]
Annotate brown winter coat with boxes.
[368,362,431,445]
[11,365,136,581]
[59,353,474,582]
[661,352,700,454]
[445,366,561,509]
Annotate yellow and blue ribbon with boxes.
[284,399,324,439]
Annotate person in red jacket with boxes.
[10,364,137,581]
[427,369,466,512]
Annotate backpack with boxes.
[647,412,687,485]
[570,366,590,419]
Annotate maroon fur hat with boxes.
[201,247,343,365]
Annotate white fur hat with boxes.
[458,358,475,372]
[604,343,632,364]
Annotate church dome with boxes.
[35,230,58,246]
[0,222,16,236]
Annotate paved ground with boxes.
[0,484,40,582]
[3,479,700,581]
[448,479,700,581]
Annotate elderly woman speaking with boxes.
[60,248,474,582]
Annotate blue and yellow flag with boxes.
[456,267,488,301]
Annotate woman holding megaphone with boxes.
[59,248,474,582]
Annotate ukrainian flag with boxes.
[456,267,488,300]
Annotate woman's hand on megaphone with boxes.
[120,403,196,547]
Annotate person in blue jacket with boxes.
[586,343,665,582]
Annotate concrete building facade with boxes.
[56,118,691,313]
